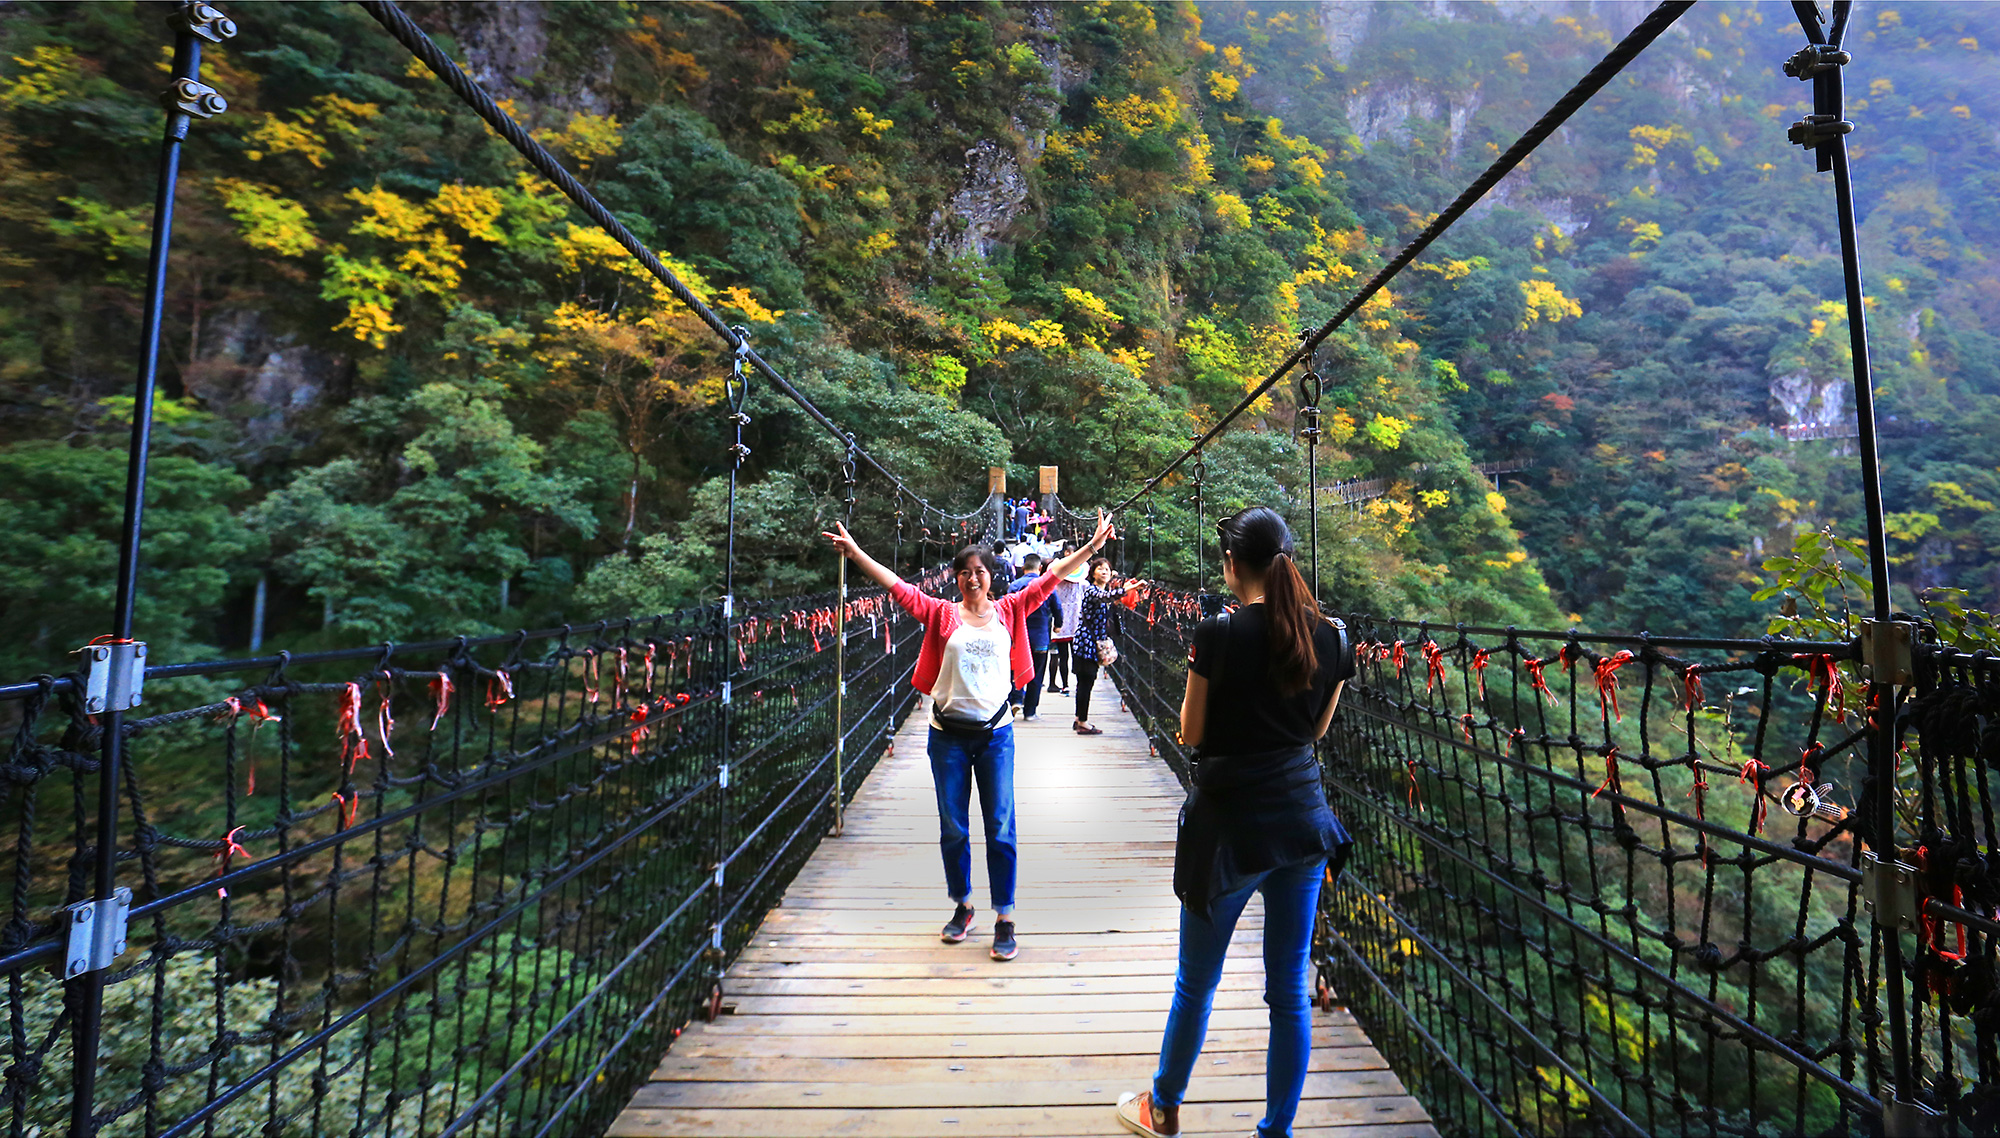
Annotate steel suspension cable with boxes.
[359,0,954,516]
[1109,0,1695,515]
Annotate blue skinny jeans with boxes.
[927,723,1016,915]
[1153,857,1326,1138]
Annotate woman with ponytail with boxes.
[1116,506,1356,1138]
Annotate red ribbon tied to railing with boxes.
[1470,649,1491,700]
[1389,641,1407,676]
[212,826,249,898]
[1593,745,1621,800]
[1524,657,1557,707]
[1593,650,1636,722]
[429,668,455,728]
[1420,640,1446,695]
[1739,757,1770,835]
[485,669,512,710]
[1680,665,1704,712]
[336,682,369,777]
[628,704,649,756]
[1914,845,1970,966]
[330,791,359,830]
[1793,653,1846,723]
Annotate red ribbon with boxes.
[1681,666,1704,712]
[429,669,455,728]
[1593,746,1621,800]
[1593,650,1636,722]
[1389,641,1407,676]
[336,683,369,777]
[485,669,513,711]
[1524,657,1557,707]
[1459,712,1476,744]
[1420,640,1446,695]
[1793,653,1846,723]
[581,652,601,705]
[628,704,650,755]
[1915,846,1969,964]
[330,791,360,830]
[213,826,249,898]
[1739,758,1770,834]
[1470,649,1491,700]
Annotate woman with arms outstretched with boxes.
[1117,506,1355,1138]
[823,510,1116,962]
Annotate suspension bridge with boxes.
[9,3,1998,1137]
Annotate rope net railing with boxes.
[1109,594,2000,1136]
[0,567,943,1138]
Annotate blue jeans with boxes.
[1154,858,1326,1138]
[928,724,1016,915]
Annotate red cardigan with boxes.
[891,572,1062,694]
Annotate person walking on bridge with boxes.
[822,511,1116,962]
[1116,506,1355,1138]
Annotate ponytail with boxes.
[1263,551,1320,696]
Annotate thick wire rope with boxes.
[1110,0,1695,514]
[358,0,953,516]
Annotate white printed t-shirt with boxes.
[930,617,1013,729]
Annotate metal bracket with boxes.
[1862,851,1920,935]
[79,641,147,715]
[178,2,238,43]
[163,77,227,119]
[1787,113,1853,150]
[1883,1096,1942,1138]
[1860,619,1914,686]
[1782,43,1850,80]
[718,763,730,790]
[62,887,132,979]
[720,681,732,706]
[720,594,733,620]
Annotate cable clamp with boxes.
[1786,113,1852,150]
[78,641,147,715]
[163,77,227,119]
[178,3,238,43]
[1859,619,1914,686]
[62,887,132,978]
[1782,43,1850,80]
[718,763,729,789]
[1862,851,1920,935]
[721,681,732,706]
[721,594,733,620]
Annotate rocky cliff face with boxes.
[925,4,1067,260]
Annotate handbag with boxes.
[1095,636,1119,666]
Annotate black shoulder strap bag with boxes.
[1173,612,1229,916]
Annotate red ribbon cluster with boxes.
[1593,650,1636,722]
[1793,653,1846,723]
[1420,640,1446,695]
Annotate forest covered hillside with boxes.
[0,0,1559,678]
[1226,0,2000,635]
[1,0,1993,679]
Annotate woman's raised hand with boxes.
[1090,509,1116,551]
[821,520,862,561]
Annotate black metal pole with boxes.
[71,10,223,1134]
[1787,1,1910,1119]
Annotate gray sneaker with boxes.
[942,904,976,943]
[990,919,1018,961]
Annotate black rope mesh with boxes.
[0,567,943,1137]
[1113,597,2000,1136]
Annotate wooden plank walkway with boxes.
[610,686,1435,1138]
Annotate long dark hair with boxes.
[1216,506,1318,695]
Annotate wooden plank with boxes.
[606,1098,1433,1137]
[677,1008,1284,1035]
[721,974,1261,997]
[724,958,1268,979]
[648,1049,1387,1083]
[719,992,1274,1017]
[627,1068,1413,1109]
[665,1024,1370,1061]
